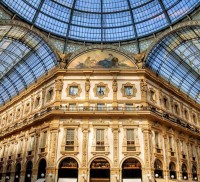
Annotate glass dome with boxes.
[1,0,200,42]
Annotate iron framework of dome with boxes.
[1,0,200,42]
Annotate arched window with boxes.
[182,164,188,180]
[192,165,198,181]
[169,162,176,179]
[154,159,163,178]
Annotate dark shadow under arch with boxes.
[122,158,142,180]
[37,159,46,179]
[90,158,110,182]
[58,157,78,179]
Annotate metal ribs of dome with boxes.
[1,0,200,42]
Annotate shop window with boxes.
[65,129,75,151]
[96,129,105,151]
[126,129,135,151]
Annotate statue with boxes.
[55,79,63,91]
[57,51,72,69]
[112,79,118,92]
[85,79,90,92]
[140,79,148,97]
[132,51,146,69]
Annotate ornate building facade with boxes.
[0,1,199,182]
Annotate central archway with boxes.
[37,159,46,180]
[122,158,142,181]
[90,158,110,182]
[58,157,78,182]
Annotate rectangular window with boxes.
[169,136,173,151]
[69,86,78,95]
[155,132,159,148]
[29,136,35,151]
[69,103,76,111]
[125,104,133,111]
[97,103,105,111]
[40,131,47,152]
[124,86,133,96]
[65,129,75,151]
[96,129,105,151]
[127,129,135,151]
[97,86,105,95]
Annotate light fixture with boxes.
[27,174,31,178]
[41,173,44,177]
[155,173,159,178]
[184,176,187,179]
[194,177,197,180]
[171,175,174,179]
[15,175,19,178]
[6,176,9,179]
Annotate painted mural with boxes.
[68,50,137,69]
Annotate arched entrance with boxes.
[192,165,198,181]
[122,158,142,181]
[14,163,21,182]
[182,164,188,180]
[169,162,176,179]
[37,159,46,180]
[154,159,163,179]
[90,158,110,182]
[24,161,33,182]
[58,157,78,182]
[5,164,11,181]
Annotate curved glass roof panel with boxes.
[1,0,199,42]
[146,26,200,104]
[0,25,57,106]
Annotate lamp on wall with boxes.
[41,173,44,177]
[171,175,174,179]
[183,176,187,179]
[15,175,19,179]
[194,177,197,180]
[27,174,30,178]
[155,173,159,178]
[5,176,9,179]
